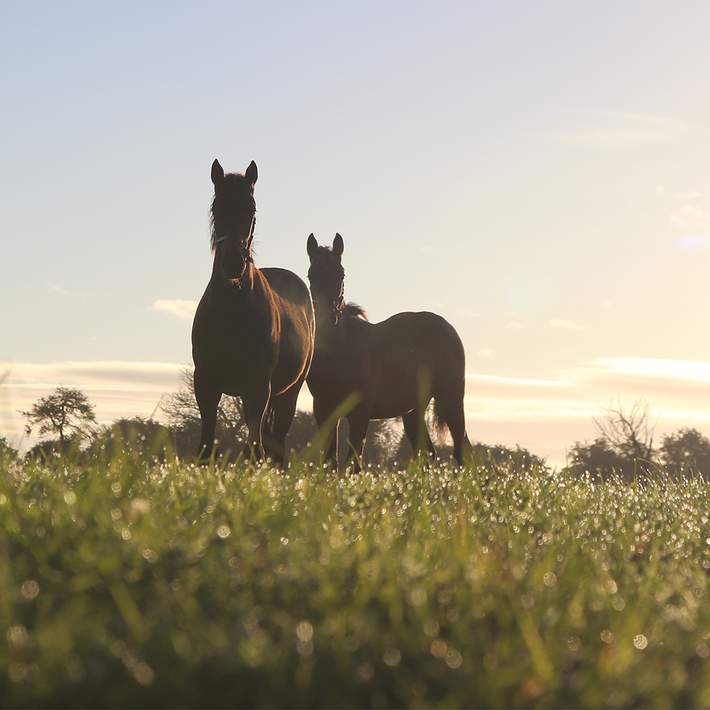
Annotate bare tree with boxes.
[161,368,246,453]
[594,401,655,464]
[564,401,657,478]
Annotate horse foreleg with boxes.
[194,370,221,462]
[313,398,339,470]
[241,381,271,461]
[345,413,369,474]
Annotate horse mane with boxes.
[343,302,368,321]
[209,206,217,251]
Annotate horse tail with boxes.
[432,396,448,436]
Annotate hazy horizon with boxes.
[4,2,710,465]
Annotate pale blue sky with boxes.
[3,2,710,462]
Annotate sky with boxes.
[3,1,710,465]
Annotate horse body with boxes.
[306,234,470,469]
[193,268,312,397]
[192,161,314,464]
[309,311,464,418]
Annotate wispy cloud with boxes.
[675,191,703,202]
[583,357,710,385]
[466,373,569,390]
[657,187,710,248]
[548,318,584,331]
[459,309,480,319]
[151,299,198,321]
[0,361,187,445]
[669,203,710,232]
[676,234,708,251]
[557,110,688,148]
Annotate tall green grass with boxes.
[1,445,709,707]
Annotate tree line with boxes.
[4,377,710,479]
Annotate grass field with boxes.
[1,446,709,708]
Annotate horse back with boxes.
[261,267,312,310]
[344,311,465,416]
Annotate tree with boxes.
[594,402,655,464]
[660,428,710,479]
[21,387,96,445]
[566,437,628,479]
[0,436,18,462]
[88,417,175,460]
[565,402,657,480]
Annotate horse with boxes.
[306,233,471,470]
[191,159,315,465]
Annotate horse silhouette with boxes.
[192,160,314,465]
[306,233,471,470]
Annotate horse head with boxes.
[210,158,258,283]
[307,233,345,324]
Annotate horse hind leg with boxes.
[433,392,469,466]
[402,410,437,460]
[241,381,271,462]
[266,383,302,469]
[345,411,369,474]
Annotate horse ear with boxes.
[211,159,224,185]
[307,233,318,258]
[333,233,344,256]
[245,160,258,184]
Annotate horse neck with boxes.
[313,303,342,349]
[209,255,256,294]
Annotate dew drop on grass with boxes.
[445,649,463,669]
[633,634,648,650]
[600,629,614,645]
[423,619,440,637]
[430,639,447,658]
[132,662,155,686]
[383,648,401,667]
[7,625,29,647]
[357,662,374,682]
[130,498,150,515]
[296,620,313,643]
[216,525,231,539]
[20,580,39,600]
